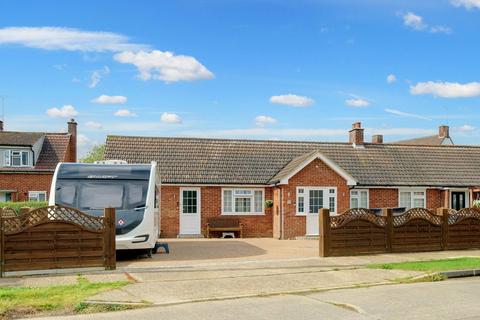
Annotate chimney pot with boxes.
[372,134,383,144]
[439,125,449,138]
[349,122,364,147]
[0,120,3,132]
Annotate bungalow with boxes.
[0,119,77,202]
[104,122,480,239]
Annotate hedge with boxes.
[0,201,48,214]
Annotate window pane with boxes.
[309,189,323,213]
[12,154,21,166]
[28,193,37,201]
[183,190,197,214]
[38,192,46,201]
[360,191,368,208]
[81,184,124,209]
[298,196,304,213]
[329,196,335,212]
[223,190,232,212]
[235,197,251,213]
[413,198,425,208]
[400,192,412,209]
[351,197,359,208]
[21,152,28,166]
[254,190,262,212]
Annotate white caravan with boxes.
[49,161,160,254]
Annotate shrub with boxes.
[265,200,274,208]
[0,201,48,214]
[473,200,480,209]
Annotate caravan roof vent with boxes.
[94,160,128,165]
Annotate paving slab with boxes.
[87,267,419,305]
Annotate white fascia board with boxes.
[278,152,357,186]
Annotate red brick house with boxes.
[0,119,77,202]
[105,122,480,239]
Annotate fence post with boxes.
[0,208,4,278]
[319,208,330,257]
[437,207,449,251]
[104,207,116,270]
[382,208,393,253]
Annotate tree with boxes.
[80,144,105,163]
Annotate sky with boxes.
[1,0,480,157]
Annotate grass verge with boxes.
[368,257,480,272]
[0,276,131,319]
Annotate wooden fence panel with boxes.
[0,206,115,276]
[391,208,442,253]
[327,208,387,256]
[447,208,480,250]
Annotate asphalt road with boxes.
[36,277,480,320]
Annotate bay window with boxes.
[222,188,264,215]
[399,189,426,209]
[350,189,369,208]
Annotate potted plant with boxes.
[473,200,480,209]
[265,200,274,208]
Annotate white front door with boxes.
[304,187,337,236]
[179,188,201,235]
[306,189,324,236]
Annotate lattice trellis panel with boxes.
[331,208,386,228]
[2,205,104,234]
[1,207,17,218]
[448,208,480,225]
[393,208,441,227]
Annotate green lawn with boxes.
[0,276,130,319]
[368,257,480,272]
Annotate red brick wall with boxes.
[369,189,398,208]
[427,189,443,210]
[159,186,273,238]
[280,158,350,239]
[0,172,52,201]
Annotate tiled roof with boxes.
[392,135,454,146]
[35,134,71,170]
[105,135,480,187]
[0,131,44,146]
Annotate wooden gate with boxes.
[0,206,116,276]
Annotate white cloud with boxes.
[410,81,480,98]
[345,98,370,107]
[46,105,79,118]
[114,109,136,117]
[387,74,397,84]
[457,124,476,132]
[402,12,451,34]
[255,115,277,127]
[0,27,146,52]
[77,134,91,147]
[269,94,314,107]
[384,108,431,120]
[88,66,109,88]
[85,121,102,130]
[451,0,480,9]
[91,94,127,104]
[113,50,214,82]
[161,112,182,124]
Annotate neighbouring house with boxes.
[104,122,480,239]
[393,125,454,145]
[0,119,77,202]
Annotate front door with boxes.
[179,188,201,235]
[451,191,466,211]
[306,189,324,236]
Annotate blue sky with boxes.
[1,0,480,157]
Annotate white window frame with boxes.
[350,189,369,209]
[296,186,337,215]
[28,191,47,202]
[398,188,426,210]
[4,149,30,167]
[221,188,265,215]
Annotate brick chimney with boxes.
[371,134,383,144]
[0,120,3,131]
[67,119,77,162]
[349,122,364,147]
[439,125,449,139]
